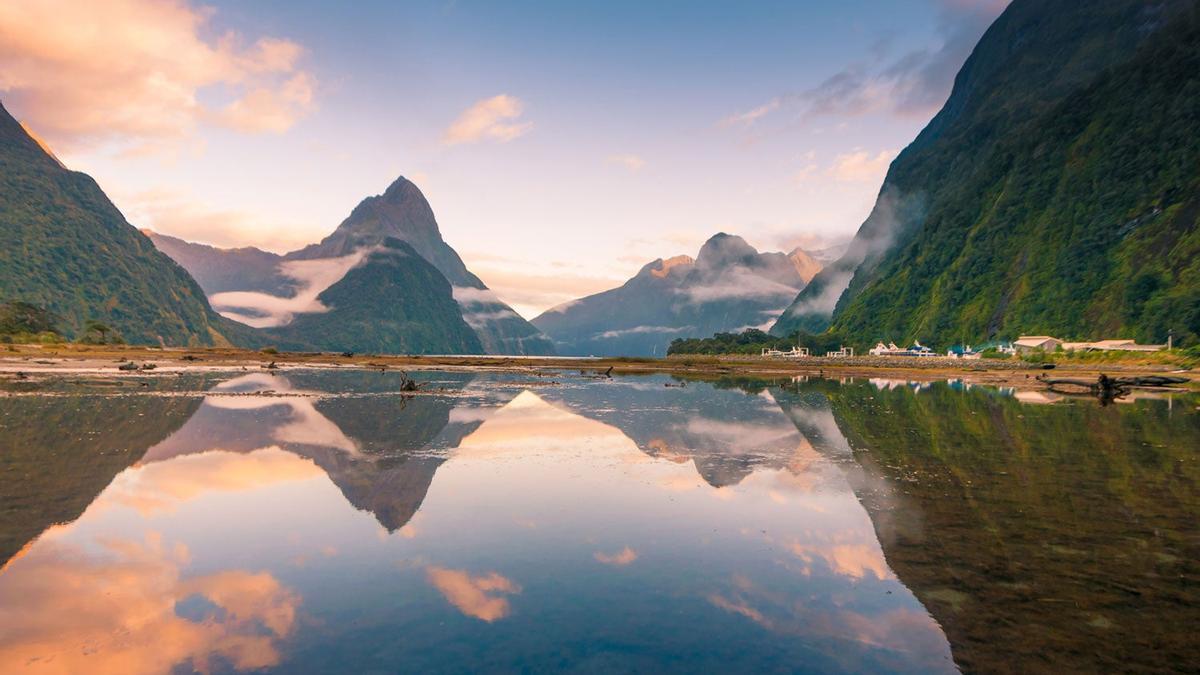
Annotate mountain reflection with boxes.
[3,371,1191,672]
[774,379,1200,673]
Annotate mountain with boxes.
[773,0,1200,347]
[289,177,553,354]
[533,233,817,356]
[0,100,247,346]
[150,177,554,355]
[264,238,483,354]
[145,231,294,296]
[0,394,201,567]
[778,379,1200,672]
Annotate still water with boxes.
[0,370,1196,673]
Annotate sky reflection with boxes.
[0,372,969,673]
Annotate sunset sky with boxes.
[0,0,1008,318]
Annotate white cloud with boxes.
[210,248,375,327]
[826,149,896,183]
[0,0,317,152]
[443,94,532,145]
[451,286,503,306]
[607,154,646,171]
[681,268,800,303]
[595,325,691,340]
[460,308,521,329]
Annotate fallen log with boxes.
[1037,373,1189,398]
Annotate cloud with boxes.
[595,325,692,340]
[106,447,325,515]
[788,540,893,581]
[719,99,781,127]
[215,71,316,133]
[449,285,527,326]
[426,567,521,622]
[0,0,317,152]
[826,148,896,183]
[607,154,646,171]
[451,286,503,306]
[0,534,300,674]
[123,187,316,252]
[443,94,532,145]
[456,261,622,319]
[720,0,1008,127]
[709,593,773,629]
[210,248,375,327]
[460,308,521,329]
[680,268,800,303]
[594,547,638,566]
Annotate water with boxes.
[0,370,1196,673]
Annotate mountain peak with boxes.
[786,247,822,284]
[380,175,425,202]
[695,233,758,268]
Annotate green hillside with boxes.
[774,0,1200,347]
[0,100,243,346]
[266,239,484,354]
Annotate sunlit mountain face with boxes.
[0,371,1196,673]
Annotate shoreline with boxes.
[1,343,1196,393]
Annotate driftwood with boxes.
[1038,373,1189,400]
[398,370,423,392]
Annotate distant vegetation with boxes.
[667,329,849,356]
[0,301,62,343]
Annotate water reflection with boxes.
[0,371,1195,673]
[779,379,1200,673]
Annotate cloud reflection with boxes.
[107,447,323,515]
[426,567,521,622]
[594,547,638,566]
[0,533,300,674]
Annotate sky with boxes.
[0,0,1009,319]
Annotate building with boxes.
[1014,336,1062,353]
[1061,339,1165,353]
[825,346,854,358]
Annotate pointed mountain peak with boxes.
[380,175,427,203]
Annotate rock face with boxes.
[151,176,554,355]
[533,233,817,356]
[0,99,244,346]
[773,0,1200,346]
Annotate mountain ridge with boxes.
[0,99,248,346]
[533,233,820,356]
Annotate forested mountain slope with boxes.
[0,100,244,346]
[773,0,1200,346]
